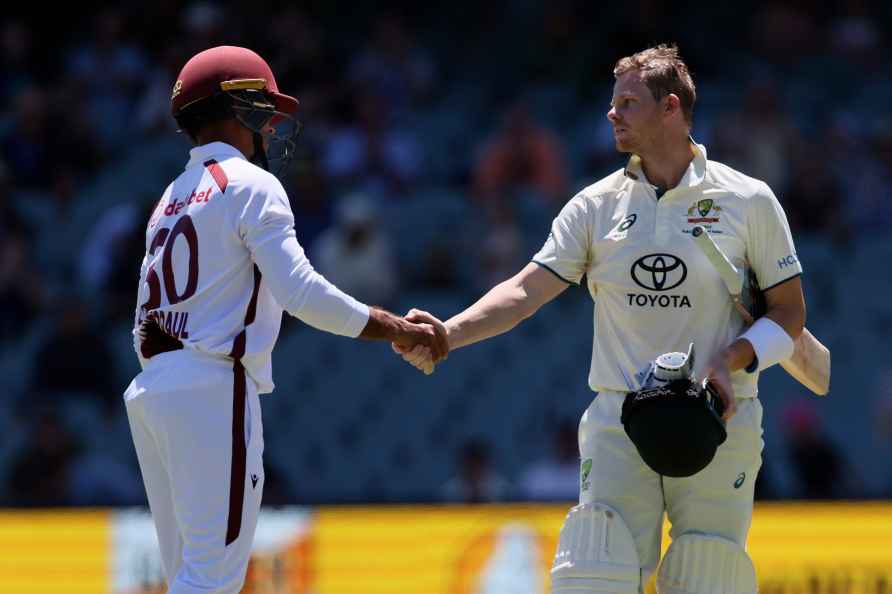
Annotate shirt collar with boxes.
[185,141,247,170]
[623,136,708,190]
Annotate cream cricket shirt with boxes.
[533,142,802,398]
[132,142,370,393]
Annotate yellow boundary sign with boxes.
[1,503,891,593]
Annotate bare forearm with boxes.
[765,302,805,342]
[359,307,413,342]
[445,280,537,350]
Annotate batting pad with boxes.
[656,533,756,594]
[551,502,641,593]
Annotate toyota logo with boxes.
[631,254,687,291]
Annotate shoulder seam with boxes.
[704,161,768,201]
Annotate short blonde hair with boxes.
[614,44,696,125]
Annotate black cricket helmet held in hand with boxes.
[620,344,727,478]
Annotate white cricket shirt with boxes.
[132,142,370,393]
[533,141,802,398]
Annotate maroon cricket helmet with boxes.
[170,45,298,119]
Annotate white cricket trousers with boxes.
[578,391,763,582]
[124,349,265,593]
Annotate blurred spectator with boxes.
[1,21,34,98]
[135,45,191,135]
[832,0,884,68]
[3,86,51,187]
[6,410,78,506]
[874,370,892,497]
[418,240,463,291]
[70,418,147,506]
[80,201,142,291]
[783,143,845,236]
[0,162,43,342]
[2,85,102,189]
[282,156,334,252]
[180,1,227,54]
[322,91,423,196]
[847,122,892,232]
[783,401,848,499]
[517,421,579,501]
[473,102,568,204]
[711,80,795,193]
[0,230,43,343]
[266,8,331,91]
[750,3,819,67]
[442,439,511,503]
[312,193,397,306]
[35,166,83,285]
[478,201,524,291]
[348,14,435,114]
[6,408,142,507]
[577,108,624,179]
[30,298,118,413]
[66,8,148,150]
[84,196,158,322]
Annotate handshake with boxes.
[389,309,449,375]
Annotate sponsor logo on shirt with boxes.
[686,198,722,223]
[631,254,687,291]
[628,254,692,308]
[162,186,216,217]
[150,187,217,228]
[627,293,692,308]
[607,214,637,240]
[778,254,799,269]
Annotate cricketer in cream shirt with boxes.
[532,141,802,398]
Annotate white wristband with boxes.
[739,317,794,372]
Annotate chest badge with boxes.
[686,198,721,224]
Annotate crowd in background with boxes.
[2,0,892,506]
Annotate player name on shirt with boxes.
[144,310,190,340]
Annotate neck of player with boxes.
[638,136,696,191]
[196,120,256,161]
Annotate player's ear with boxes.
[664,94,681,117]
